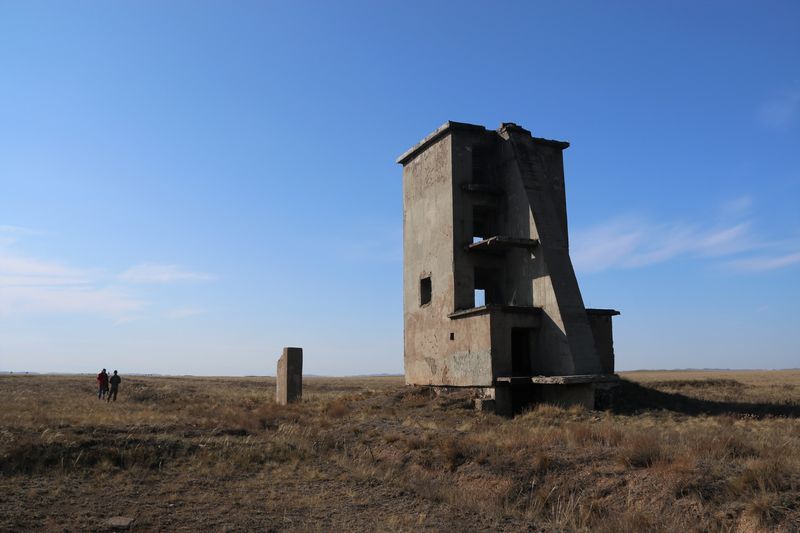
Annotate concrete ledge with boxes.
[466,236,540,253]
[448,305,542,320]
[586,308,621,316]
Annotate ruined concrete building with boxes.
[397,121,619,415]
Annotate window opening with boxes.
[420,277,432,306]
[472,205,496,242]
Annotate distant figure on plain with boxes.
[96,368,109,400]
[107,370,122,402]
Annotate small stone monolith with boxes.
[276,347,302,405]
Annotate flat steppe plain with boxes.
[1,371,799,531]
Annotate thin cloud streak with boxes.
[571,217,755,273]
[0,285,145,317]
[0,234,213,318]
[0,225,44,235]
[0,248,145,317]
[119,263,215,284]
[727,251,800,272]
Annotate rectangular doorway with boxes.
[511,328,533,377]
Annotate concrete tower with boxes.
[397,121,619,415]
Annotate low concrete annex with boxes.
[397,121,619,415]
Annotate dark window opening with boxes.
[449,332,455,341]
[472,205,497,243]
[420,277,432,306]
[511,328,534,377]
[474,267,503,306]
[471,143,495,185]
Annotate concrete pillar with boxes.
[494,385,514,417]
[276,347,302,405]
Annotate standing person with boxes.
[96,368,109,400]
[108,370,122,402]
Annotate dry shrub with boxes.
[398,387,430,408]
[744,490,789,528]
[568,421,622,447]
[529,403,566,420]
[593,508,653,532]
[729,457,794,496]
[383,431,402,444]
[532,451,550,473]
[566,404,586,416]
[619,431,666,468]
[219,403,287,434]
[519,478,591,529]
[404,434,427,450]
[126,381,183,404]
[593,421,623,447]
[567,422,593,446]
[325,399,349,419]
[440,437,466,471]
[695,426,759,460]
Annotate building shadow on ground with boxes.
[597,379,800,418]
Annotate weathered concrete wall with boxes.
[401,124,500,387]
[407,312,493,386]
[276,347,302,405]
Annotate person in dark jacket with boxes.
[108,370,122,402]
[96,369,109,400]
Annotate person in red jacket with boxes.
[96,368,109,400]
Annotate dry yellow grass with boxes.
[1,371,799,531]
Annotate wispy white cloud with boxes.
[726,251,800,272]
[0,224,44,248]
[0,225,44,236]
[571,216,755,273]
[0,230,213,319]
[166,307,206,319]
[758,89,800,129]
[118,263,215,284]
[0,253,90,286]
[0,285,145,316]
[571,195,800,274]
[0,245,145,317]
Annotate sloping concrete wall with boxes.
[499,125,601,375]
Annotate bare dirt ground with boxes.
[1,371,799,531]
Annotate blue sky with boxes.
[1,1,798,375]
